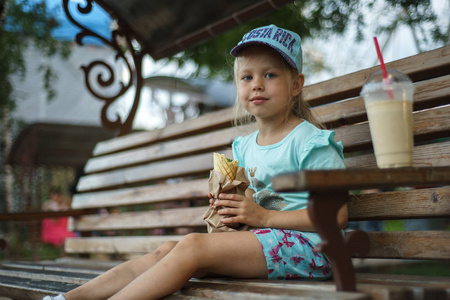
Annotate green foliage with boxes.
[383,220,404,231]
[0,228,63,261]
[0,0,71,113]
[168,0,447,80]
[365,261,450,277]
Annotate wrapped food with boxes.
[202,153,250,233]
[214,153,239,182]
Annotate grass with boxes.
[383,220,404,231]
[364,261,450,277]
[389,261,450,277]
[0,240,64,261]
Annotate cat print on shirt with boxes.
[248,167,288,211]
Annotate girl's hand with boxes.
[214,191,268,228]
[208,193,214,206]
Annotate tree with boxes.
[1,0,70,215]
[0,0,70,114]
[168,0,447,80]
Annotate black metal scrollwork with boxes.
[62,0,145,136]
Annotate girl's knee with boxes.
[140,241,177,265]
[175,233,208,257]
[178,233,205,248]
[155,241,178,257]
[122,242,175,279]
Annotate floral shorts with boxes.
[251,228,332,280]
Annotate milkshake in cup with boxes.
[361,69,415,168]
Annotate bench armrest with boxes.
[272,166,450,192]
[271,166,450,292]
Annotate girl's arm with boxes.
[213,189,348,231]
[262,204,348,231]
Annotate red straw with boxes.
[373,36,394,99]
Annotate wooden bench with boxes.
[1,45,449,300]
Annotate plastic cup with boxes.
[361,68,415,168]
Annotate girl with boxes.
[44,24,347,300]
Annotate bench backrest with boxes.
[66,46,450,260]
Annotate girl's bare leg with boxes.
[64,241,178,300]
[109,231,267,300]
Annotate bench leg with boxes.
[308,190,370,292]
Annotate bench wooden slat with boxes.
[91,46,449,157]
[87,85,449,176]
[188,278,416,300]
[355,273,449,300]
[1,269,443,300]
[93,107,236,157]
[11,258,120,272]
[70,206,207,232]
[76,142,450,216]
[77,150,231,192]
[90,75,449,171]
[188,277,445,300]
[336,104,450,152]
[355,273,450,291]
[0,275,203,300]
[303,46,450,106]
[412,74,450,108]
[0,268,95,285]
[73,183,449,224]
[345,140,450,168]
[348,187,450,221]
[0,262,105,275]
[85,125,255,174]
[3,261,443,300]
[78,105,450,192]
[0,276,81,300]
[0,273,370,300]
[90,77,449,173]
[72,178,208,209]
[180,280,372,300]
[313,74,450,127]
[360,231,450,260]
[65,236,184,254]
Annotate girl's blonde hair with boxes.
[232,51,324,129]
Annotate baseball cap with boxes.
[230,24,303,72]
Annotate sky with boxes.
[303,0,450,84]
[47,0,111,45]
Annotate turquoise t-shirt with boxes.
[232,120,345,245]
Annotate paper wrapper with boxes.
[202,154,250,233]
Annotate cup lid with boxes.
[361,68,414,95]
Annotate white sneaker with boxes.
[42,294,66,300]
